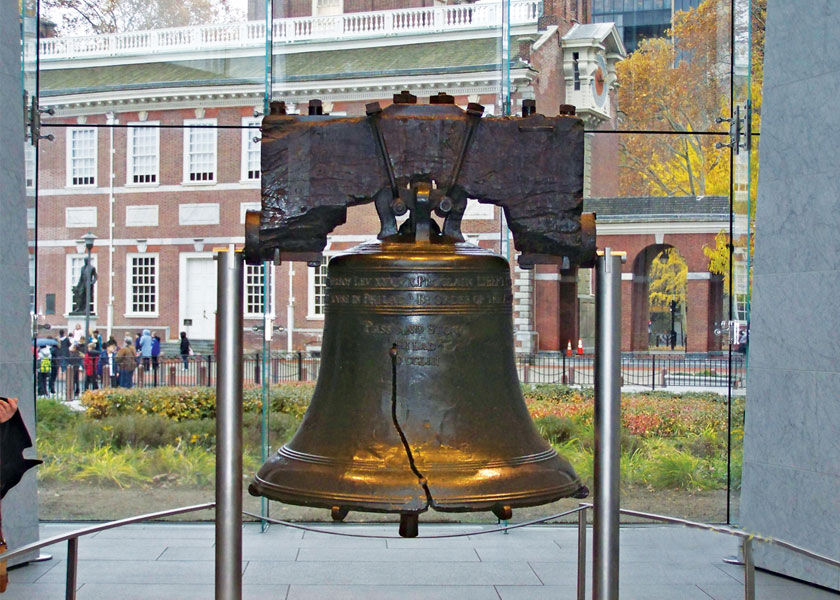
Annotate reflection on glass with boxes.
[25,0,760,525]
[611,0,731,133]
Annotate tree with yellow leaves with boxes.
[649,248,687,309]
[617,0,732,197]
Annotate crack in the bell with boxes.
[389,343,435,510]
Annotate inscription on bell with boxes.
[328,274,509,289]
[328,291,510,307]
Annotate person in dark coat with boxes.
[0,397,42,498]
[179,331,192,371]
[151,332,161,386]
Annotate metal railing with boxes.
[1,503,215,600]
[570,503,840,600]
[516,353,745,389]
[36,0,541,61]
[4,501,837,600]
[37,352,744,403]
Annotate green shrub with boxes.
[74,414,217,449]
[242,411,301,449]
[534,415,577,444]
[642,448,714,490]
[80,384,314,421]
[687,426,723,458]
[36,398,79,432]
[73,446,150,488]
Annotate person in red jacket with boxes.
[83,342,99,391]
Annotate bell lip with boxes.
[276,445,561,470]
[249,473,585,515]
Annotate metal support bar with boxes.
[65,537,77,600]
[215,250,244,600]
[577,504,587,600]
[743,537,755,600]
[594,249,624,600]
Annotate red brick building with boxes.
[26,1,725,354]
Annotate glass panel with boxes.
[597,0,730,133]
[726,0,760,524]
[34,0,267,522]
[587,131,733,523]
[28,0,753,528]
[269,0,517,115]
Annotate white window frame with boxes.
[126,122,160,186]
[241,117,262,183]
[307,257,331,320]
[125,252,159,317]
[25,143,36,189]
[182,118,217,185]
[65,253,98,316]
[66,127,98,187]
[244,263,274,320]
[29,255,35,314]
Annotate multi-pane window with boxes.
[245,263,272,318]
[128,254,157,315]
[29,255,35,313]
[68,128,97,186]
[128,125,159,184]
[241,117,261,181]
[308,260,329,318]
[25,143,35,188]
[184,119,217,182]
[68,255,96,314]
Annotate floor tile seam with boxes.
[713,562,744,584]
[527,561,545,586]
[30,557,62,583]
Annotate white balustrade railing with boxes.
[38,0,541,60]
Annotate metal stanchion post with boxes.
[743,537,755,600]
[594,248,624,600]
[577,505,587,600]
[215,249,244,600]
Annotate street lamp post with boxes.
[81,233,97,347]
[669,299,677,350]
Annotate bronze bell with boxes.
[249,185,588,536]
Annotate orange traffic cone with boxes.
[566,341,573,357]
[577,339,584,355]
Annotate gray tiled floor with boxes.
[5,523,839,599]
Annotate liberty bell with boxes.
[246,95,596,536]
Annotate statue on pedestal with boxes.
[70,258,97,315]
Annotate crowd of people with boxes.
[35,327,193,398]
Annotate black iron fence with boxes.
[38,352,745,402]
[515,353,745,389]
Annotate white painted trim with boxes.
[244,262,276,319]
[178,251,216,340]
[182,118,218,185]
[65,126,98,188]
[65,206,98,228]
[306,256,333,320]
[38,181,260,196]
[179,203,221,226]
[125,205,159,227]
[125,121,160,186]
[596,221,730,235]
[125,252,159,317]
[687,272,713,280]
[240,116,262,183]
[240,202,262,224]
